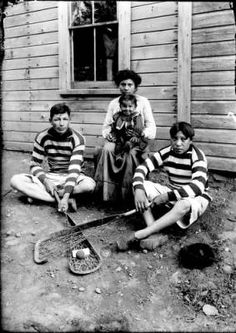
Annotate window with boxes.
[58,1,131,95]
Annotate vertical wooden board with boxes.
[118,1,131,69]
[177,2,192,122]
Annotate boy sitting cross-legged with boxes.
[116,121,212,251]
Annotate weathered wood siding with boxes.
[191,2,236,172]
[1,1,236,172]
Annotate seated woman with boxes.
[94,69,156,203]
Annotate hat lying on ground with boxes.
[178,243,215,269]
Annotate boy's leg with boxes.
[135,199,191,239]
[10,174,55,202]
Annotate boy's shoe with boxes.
[68,198,77,212]
[116,233,140,251]
[139,234,168,251]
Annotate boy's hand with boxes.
[134,188,150,212]
[44,178,57,196]
[58,193,70,213]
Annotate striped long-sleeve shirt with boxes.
[30,127,85,194]
[133,144,211,201]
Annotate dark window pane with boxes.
[94,1,117,23]
[73,28,94,81]
[71,1,92,26]
[96,25,118,81]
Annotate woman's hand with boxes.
[106,133,116,142]
[134,188,150,212]
[44,178,57,196]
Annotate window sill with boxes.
[59,88,120,96]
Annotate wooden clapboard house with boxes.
[1,1,236,172]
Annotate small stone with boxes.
[143,249,148,254]
[116,267,122,272]
[15,232,21,238]
[78,287,85,292]
[202,304,219,316]
[222,264,233,274]
[31,232,36,236]
[72,285,78,289]
[95,288,101,294]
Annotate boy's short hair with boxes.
[114,69,142,88]
[119,94,137,107]
[170,122,195,140]
[49,103,71,119]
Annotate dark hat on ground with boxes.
[178,243,215,269]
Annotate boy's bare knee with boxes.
[174,199,191,215]
[86,178,96,192]
[10,174,21,189]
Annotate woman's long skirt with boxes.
[94,141,149,202]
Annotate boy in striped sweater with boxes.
[10,103,96,213]
[117,122,212,251]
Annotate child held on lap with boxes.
[117,121,212,251]
[109,94,148,162]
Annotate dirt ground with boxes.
[1,150,236,332]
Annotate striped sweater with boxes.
[30,127,85,194]
[133,144,211,201]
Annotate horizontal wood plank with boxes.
[2,78,59,91]
[207,156,236,172]
[132,44,177,60]
[138,87,176,100]
[2,55,58,70]
[5,1,57,16]
[192,71,235,86]
[192,56,235,72]
[140,73,177,86]
[4,8,58,28]
[191,101,236,114]
[132,2,177,21]
[4,32,58,49]
[4,44,58,60]
[192,87,236,100]
[192,41,235,57]
[132,58,177,73]
[192,114,236,129]
[2,68,58,81]
[132,30,177,47]
[4,20,58,39]
[192,26,235,44]
[132,15,177,33]
[192,2,231,14]
[192,10,234,29]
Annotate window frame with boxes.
[58,1,131,95]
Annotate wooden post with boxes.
[117,1,131,70]
[177,2,192,122]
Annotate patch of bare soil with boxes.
[1,151,236,332]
